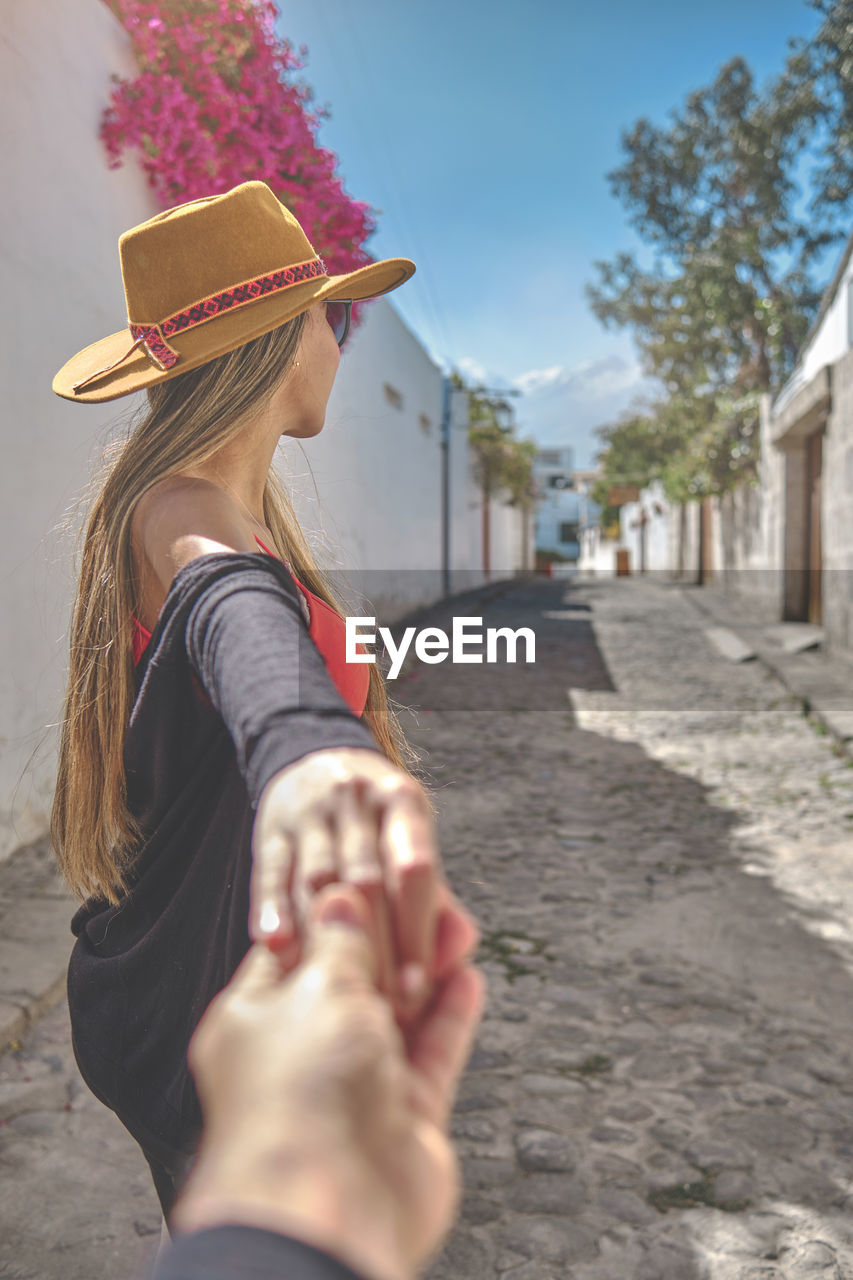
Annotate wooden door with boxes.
[677,503,686,577]
[806,432,823,624]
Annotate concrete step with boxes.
[704,626,757,664]
[762,623,824,654]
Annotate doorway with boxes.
[698,498,713,585]
[805,431,823,624]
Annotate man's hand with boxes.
[172,884,485,1280]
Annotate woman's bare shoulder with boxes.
[132,476,257,593]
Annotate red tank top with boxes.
[132,537,370,718]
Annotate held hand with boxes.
[175,886,486,1280]
[251,747,441,1013]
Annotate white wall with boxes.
[711,396,785,610]
[578,526,621,575]
[535,488,581,560]
[533,448,578,558]
[451,390,484,587]
[279,297,521,617]
[279,297,445,613]
[603,398,786,603]
[455,438,486,588]
[0,0,158,860]
[455,448,532,584]
[619,483,672,573]
[490,500,525,576]
[822,348,853,649]
[775,240,853,414]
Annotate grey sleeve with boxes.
[182,556,380,805]
[154,1224,370,1280]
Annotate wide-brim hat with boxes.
[53,181,415,403]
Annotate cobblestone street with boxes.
[3,574,853,1279]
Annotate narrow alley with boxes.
[3,574,853,1280]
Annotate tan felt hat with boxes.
[53,180,416,403]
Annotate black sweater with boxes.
[67,554,380,1212]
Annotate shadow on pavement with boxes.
[3,578,853,1278]
[387,577,616,714]
[387,579,853,1278]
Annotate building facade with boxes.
[533,446,581,561]
[578,230,853,652]
[767,235,853,644]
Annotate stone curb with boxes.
[678,586,853,757]
[0,573,525,1055]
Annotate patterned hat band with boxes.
[72,257,327,393]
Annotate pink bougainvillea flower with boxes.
[101,0,379,327]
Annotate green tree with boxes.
[788,0,853,225]
[454,376,532,577]
[586,51,834,497]
[500,437,538,509]
[592,386,763,513]
[591,404,682,516]
[588,58,823,396]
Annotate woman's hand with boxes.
[251,747,441,1015]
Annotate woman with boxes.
[51,181,469,1218]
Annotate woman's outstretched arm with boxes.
[133,479,442,1016]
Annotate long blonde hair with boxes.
[52,314,424,905]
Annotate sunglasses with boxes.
[324,299,353,348]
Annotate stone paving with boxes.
[3,575,853,1279]
[415,577,853,1280]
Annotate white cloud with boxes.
[457,355,488,384]
[514,354,646,402]
[449,349,659,467]
[513,365,564,395]
[513,353,662,468]
[567,354,646,400]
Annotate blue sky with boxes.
[278,0,824,466]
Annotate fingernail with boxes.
[258,903,281,936]
[317,897,362,929]
[399,963,428,1002]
